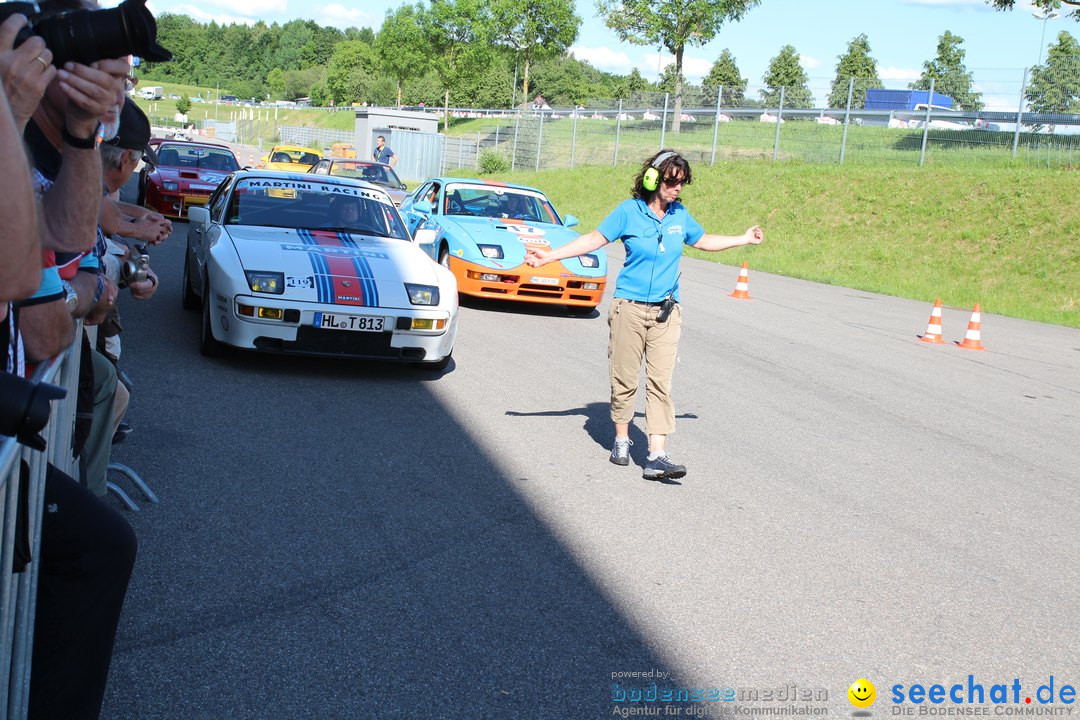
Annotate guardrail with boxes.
[0,347,79,720]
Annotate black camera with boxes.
[0,372,67,452]
[119,243,149,286]
[0,0,172,68]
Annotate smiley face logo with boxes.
[848,679,876,709]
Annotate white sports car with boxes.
[183,170,458,370]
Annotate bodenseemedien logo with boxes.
[850,679,877,709]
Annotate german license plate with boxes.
[313,312,385,332]
[530,276,559,285]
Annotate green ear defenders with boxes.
[642,151,678,192]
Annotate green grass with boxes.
[469,162,1080,328]
[447,114,1080,170]
[128,82,353,144]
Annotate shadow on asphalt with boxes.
[506,403,699,460]
[102,234,677,718]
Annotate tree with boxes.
[596,0,761,133]
[176,94,191,115]
[910,31,983,110]
[376,3,431,108]
[986,0,1080,21]
[283,68,324,100]
[267,67,286,99]
[702,49,746,106]
[659,64,703,107]
[760,44,813,109]
[1026,31,1080,127]
[422,0,492,129]
[491,0,580,105]
[827,34,881,109]
[325,40,380,104]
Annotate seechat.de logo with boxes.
[850,679,877,709]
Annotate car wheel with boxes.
[200,278,224,357]
[136,175,146,206]
[438,245,451,269]
[181,247,198,310]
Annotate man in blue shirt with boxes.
[372,135,396,168]
[526,150,764,480]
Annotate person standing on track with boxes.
[525,149,764,480]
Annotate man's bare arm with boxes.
[0,89,41,299]
[17,299,75,363]
[40,58,127,253]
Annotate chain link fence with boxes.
[440,65,1080,172]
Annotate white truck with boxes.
[138,86,164,100]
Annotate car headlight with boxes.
[477,244,503,259]
[405,283,440,306]
[246,271,284,294]
[162,181,179,191]
[580,254,599,268]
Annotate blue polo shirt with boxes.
[597,198,704,302]
[372,145,395,164]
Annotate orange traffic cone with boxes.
[247,152,255,167]
[729,261,751,299]
[956,304,986,350]
[918,299,946,344]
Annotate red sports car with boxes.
[139,140,239,219]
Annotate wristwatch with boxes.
[62,122,104,149]
[61,280,79,313]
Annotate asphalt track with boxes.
[101,220,1080,719]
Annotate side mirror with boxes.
[413,200,433,215]
[564,214,580,228]
[401,183,407,192]
[188,206,211,227]
[413,228,437,246]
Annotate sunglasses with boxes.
[662,176,686,187]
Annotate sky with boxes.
[117,0,1076,110]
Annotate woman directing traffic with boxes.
[525,149,764,480]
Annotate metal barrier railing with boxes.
[0,345,80,720]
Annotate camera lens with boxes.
[15,0,171,68]
[0,373,67,452]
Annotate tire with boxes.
[136,175,146,207]
[199,278,224,357]
[438,245,451,270]
[181,247,198,310]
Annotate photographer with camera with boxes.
[101,98,159,298]
[526,149,764,481]
[0,0,172,715]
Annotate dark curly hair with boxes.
[631,149,692,200]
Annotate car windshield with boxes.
[328,162,404,189]
[272,149,320,165]
[444,186,559,224]
[226,177,410,240]
[157,144,238,171]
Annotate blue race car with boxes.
[399,178,606,309]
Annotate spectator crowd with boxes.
[0,1,172,717]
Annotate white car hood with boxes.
[225,226,439,309]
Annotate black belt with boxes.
[623,299,670,307]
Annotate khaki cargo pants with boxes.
[607,297,683,435]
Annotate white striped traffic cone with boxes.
[919,299,946,344]
[729,261,750,299]
[956,304,986,350]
